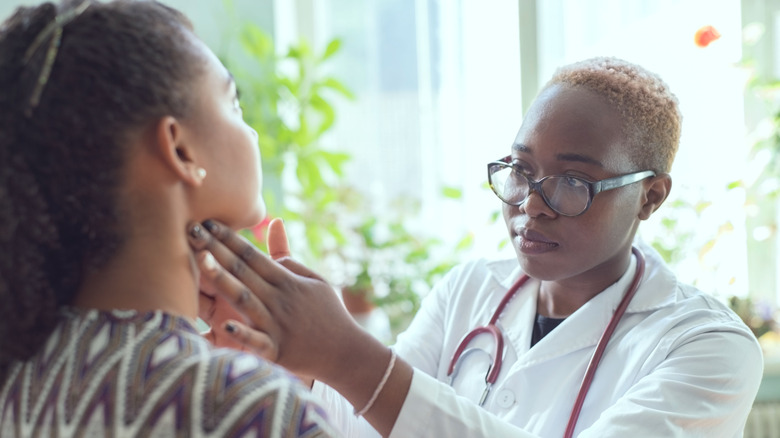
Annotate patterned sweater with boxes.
[0,308,338,437]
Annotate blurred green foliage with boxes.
[644,23,780,339]
[228,24,354,259]
[330,186,474,337]
[223,22,472,337]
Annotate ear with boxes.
[638,173,672,220]
[153,116,206,187]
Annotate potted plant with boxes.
[320,186,473,339]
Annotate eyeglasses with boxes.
[487,155,656,217]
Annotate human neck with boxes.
[536,249,633,318]
[73,208,199,321]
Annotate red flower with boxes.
[250,217,272,242]
[694,25,721,48]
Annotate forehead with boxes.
[178,34,233,135]
[514,84,633,169]
[184,35,233,106]
[190,35,230,82]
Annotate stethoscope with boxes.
[446,247,645,438]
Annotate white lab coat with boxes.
[313,242,763,437]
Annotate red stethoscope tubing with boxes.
[446,247,646,438]
[446,275,531,385]
[563,246,645,438]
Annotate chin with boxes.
[241,201,268,230]
[515,253,562,282]
[217,201,267,232]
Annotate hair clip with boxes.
[22,0,90,117]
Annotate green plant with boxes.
[226,23,354,264]
[725,24,780,310]
[642,23,780,335]
[323,186,473,338]
[223,23,476,338]
[644,196,717,267]
[729,296,776,339]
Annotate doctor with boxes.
[188,57,763,437]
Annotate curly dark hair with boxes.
[0,0,205,365]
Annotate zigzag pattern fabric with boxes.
[0,308,336,437]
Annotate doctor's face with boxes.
[503,84,645,285]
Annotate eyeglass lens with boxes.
[490,166,590,215]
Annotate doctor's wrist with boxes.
[354,349,397,416]
[361,354,413,437]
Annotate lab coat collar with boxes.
[624,240,678,313]
[482,240,679,366]
[484,240,678,313]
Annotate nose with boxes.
[522,189,557,218]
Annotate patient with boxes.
[0,1,335,436]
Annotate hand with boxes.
[188,219,414,436]
[187,219,363,380]
[195,219,291,355]
[198,278,247,352]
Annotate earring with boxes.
[197,168,207,180]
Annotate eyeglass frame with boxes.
[487,155,656,217]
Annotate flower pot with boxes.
[341,286,375,315]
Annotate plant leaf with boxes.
[441,186,462,199]
[320,150,351,176]
[321,77,355,99]
[455,233,474,251]
[240,25,273,58]
[310,94,336,135]
[320,39,342,62]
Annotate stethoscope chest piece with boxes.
[447,347,496,406]
[447,321,508,407]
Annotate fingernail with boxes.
[202,251,216,271]
[203,220,217,233]
[189,224,205,240]
[225,322,237,333]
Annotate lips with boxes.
[515,228,559,254]
[519,228,557,244]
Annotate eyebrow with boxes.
[512,143,604,167]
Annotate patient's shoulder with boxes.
[188,348,334,436]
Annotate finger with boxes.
[198,259,235,303]
[197,291,216,324]
[276,257,327,282]
[198,285,248,331]
[267,218,290,260]
[189,222,272,303]
[198,219,290,286]
[191,245,274,333]
[200,327,217,344]
[224,320,278,361]
[207,317,251,352]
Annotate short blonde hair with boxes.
[542,57,681,174]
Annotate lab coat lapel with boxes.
[506,255,639,369]
[494,273,538,358]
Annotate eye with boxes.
[511,159,533,177]
[563,176,586,188]
[232,86,243,113]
